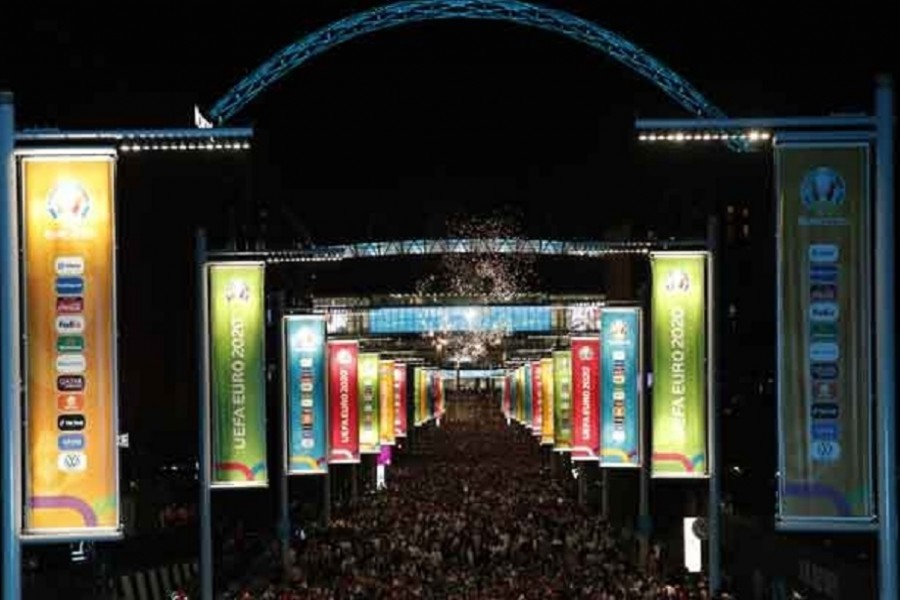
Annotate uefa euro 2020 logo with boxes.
[578,345,593,361]
[47,181,91,221]
[336,348,353,365]
[801,166,845,212]
[665,270,691,293]
[224,279,251,303]
[610,320,628,342]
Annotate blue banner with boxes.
[524,363,533,427]
[283,316,328,475]
[600,308,642,468]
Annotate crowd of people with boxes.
[217,392,725,599]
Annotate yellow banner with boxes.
[22,155,119,534]
[379,360,395,445]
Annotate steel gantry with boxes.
[205,0,741,147]
[211,237,703,263]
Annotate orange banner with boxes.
[22,154,119,535]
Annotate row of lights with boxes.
[267,253,344,264]
[638,130,771,143]
[118,141,251,152]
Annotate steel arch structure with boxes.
[207,0,731,131]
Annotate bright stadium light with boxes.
[637,130,771,144]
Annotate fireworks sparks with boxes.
[416,213,535,365]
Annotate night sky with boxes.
[0,2,891,469]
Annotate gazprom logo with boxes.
[47,181,91,221]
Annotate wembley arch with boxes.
[204,0,729,126]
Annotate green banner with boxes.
[651,253,707,477]
[776,141,873,527]
[358,353,381,454]
[553,350,572,450]
[208,263,267,487]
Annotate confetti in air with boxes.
[415,212,536,366]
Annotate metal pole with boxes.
[1,91,22,600]
[195,229,213,600]
[276,293,291,583]
[638,288,651,570]
[875,74,897,600]
[706,218,721,595]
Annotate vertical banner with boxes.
[515,367,525,423]
[283,316,327,475]
[358,353,380,454]
[207,262,267,487]
[417,368,428,424]
[22,154,121,535]
[540,358,555,445]
[553,351,572,451]
[502,374,511,419]
[651,253,707,478]
[523,362,533,428]
[570,337,601,461]
[379,360,396,445]
[531,361,543,437]
[413,367,423,426]
[327,340,360,464]
[600,308,642,468]
[436,376,445,417]
[775,141,873,527]
[393,363,408,438]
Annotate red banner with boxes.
[393,363,408,438]
[532,361,543,437]
[571,337,601,461]
[433,372,444,417]
[327,340,360,463]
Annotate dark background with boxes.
[1,0,893,540]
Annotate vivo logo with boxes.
[808,244,839,263]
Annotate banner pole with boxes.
[1,91,22,600]
[275,294,291,583]
[638,298,650,570]
[195,229,213,600]
[875,74,897,600]
[706,218,721,595]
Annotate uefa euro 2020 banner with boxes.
[775,140,873,528]
[600,307,642,468]
[358,353,381,454]
[651,253,707,478]
[283,316,327,475]
[540,358,555,445]
[570,337,600,461]
[208,262,268,487]
[523,362,533,428]
[21,153,121,537]
[553,350,573,451]
[531,360,543,437]
[328,340,360,464]
[393,363,408,438]
[379,360,396,446]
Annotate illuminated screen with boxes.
[368,306,552,334]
